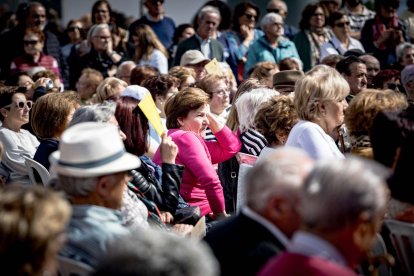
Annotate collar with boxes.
[145,13,164,22]
[71,204,123,222]
[289,231,348,267]
[195,33,211,44]
[242,206,289,247]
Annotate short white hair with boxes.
[260,12,283,30]
[235,88,279,132]
[300,156,389,233]
[396,42,414,62]
[246,147,314,212]
[198,5,221,21]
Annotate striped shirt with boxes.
[240,129,268,156]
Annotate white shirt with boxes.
[319,35,365,61]
[286,120,344,160]
[0,127,39,185]
[138,49,168,74]
[289,231,348,267]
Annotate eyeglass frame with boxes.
[2,100,33,110]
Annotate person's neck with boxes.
[347,4,363,13]
[148,12,162,21]
[336,34,349,44]
[310,26,324,35]
[2,120,21,132]
[266,34,280,47]
[33,52,41,62]
[211,107,224,116]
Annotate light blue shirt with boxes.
[60,205,130,268]
[289,231,348,267]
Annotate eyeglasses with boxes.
[94,36,111,40]
[212,89,230,96]
[244,13,258,21]
[312,13,325,17]
[150,0,164,5]
[267,8,280,14]
[24,40,39,46]
[68,26,82,32]
[335,21,350,28]
[3,100,33,110]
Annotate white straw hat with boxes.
[50,122,140,177]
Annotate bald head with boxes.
[267,0,288,18]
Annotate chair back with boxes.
[24,157,50,186]
[236,163,253,213]
[58,256,93,276]
[384,219,414,276]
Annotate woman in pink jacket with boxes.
[153,87,242,220]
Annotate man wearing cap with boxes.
[273,69,305,94]
[244,12,299,77]
[179,50,210,81]
[174,6,224,66]
[55,122,141,268]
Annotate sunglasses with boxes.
[244,13,258,21]
[3,100,33,110]
[68,26,83,32]
[267,8,280,14]
[150,0,164,5]
[335,21,350,28]
[24,40,39,46]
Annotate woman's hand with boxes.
[211,211,230,221]
[206,112,225,134]
[160,211,174,224]
[240,24,254,45]
[160,133,178,164]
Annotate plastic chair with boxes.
[236,163,253,213]
[58,256,93,276]
[23,156,50,186]
[384,219,414,276]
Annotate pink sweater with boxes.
[153,127,241,216]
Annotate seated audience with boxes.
[94,230,219,276]
[55,122,140,268]
[286,65,349,159]
[205,148,314,276]
[76,68,104,104]
[259,157,389,276]
[344,89,407,159]
[0,186,71,276]
[153,88,241,220]
[0,87,39,185]
[32,92,80,170]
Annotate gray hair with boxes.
[198,5,221,21]
[57,175,98,197]
[300,156,389,233]
[260,12,283,31]
[396,42,414,62]
[69,101,116,126]
[94,230,219,276]
[246,147,314,212]
[235,88,279,132]
[87,23,110,45]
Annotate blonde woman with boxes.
[131,24,168,74]
[286,65,349,160]
[94,77,128,103]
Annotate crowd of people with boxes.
[1,0,414,275]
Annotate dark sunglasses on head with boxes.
[335,22,350,28]
[267,8,280,14]
[24,40,39,46]
[244,13,257,21]
[68,26,83,32]
[3,100,33,110]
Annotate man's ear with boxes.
[96,175,111,199]
[0,108,8,119]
